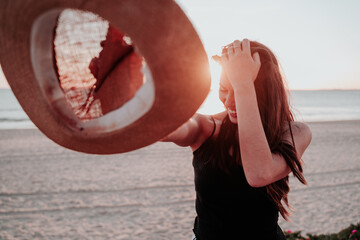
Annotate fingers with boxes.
[253,52,261,65]
[221,51,228,63]
[225,40,241,60]
[241,39,250,55]
[229,39,249,56]
[227,44,234,57]
[219,39,257,64]
[238,39,261,65]
[233,40,241,51]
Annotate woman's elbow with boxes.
[246,172,272,188]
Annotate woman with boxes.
[163,39,312,239]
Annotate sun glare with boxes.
[196,59,225,115]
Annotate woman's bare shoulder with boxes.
[190,111,227,151]
[285,121,312,157]
[290,122,312,139]
[212,111,227,121]
[196,111,227,135]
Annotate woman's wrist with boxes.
[232,79,255,94]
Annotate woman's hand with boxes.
[221,39,261,90]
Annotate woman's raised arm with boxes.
[221,39,311,187]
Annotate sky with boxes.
[1,1,359,112]
[175,0,360,90]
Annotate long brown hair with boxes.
[216,41,306,220]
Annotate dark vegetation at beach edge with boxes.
[284,222,360,240]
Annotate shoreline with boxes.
[308,119,360,124]
[1,119,360,131]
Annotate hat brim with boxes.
[0,0,211,154]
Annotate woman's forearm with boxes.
[161,118,200,146]
[234,82,279,187]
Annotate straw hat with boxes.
[0,0,210,154]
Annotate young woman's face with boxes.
[219,70,238,124]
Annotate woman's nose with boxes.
[224,93,234,107]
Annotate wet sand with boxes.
[0,120,359,239]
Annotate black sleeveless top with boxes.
[192,117,286,240]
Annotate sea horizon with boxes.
[1,88,360,129]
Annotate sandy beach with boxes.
[0,120,359,239]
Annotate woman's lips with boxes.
[228,109,237,118]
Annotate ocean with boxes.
[291,90,360,122]
[0,89,35,129]
[0,88,360,129]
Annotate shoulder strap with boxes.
[288,121,296,151]
[209,115,216,139]
[192,115,217,154]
